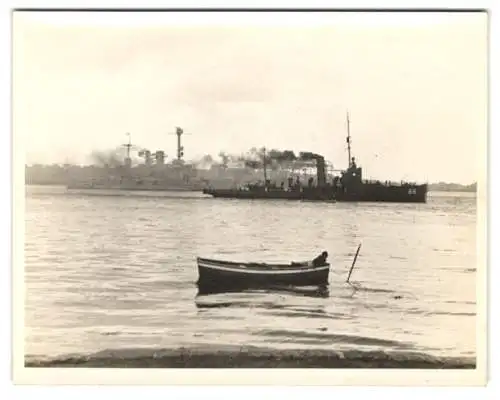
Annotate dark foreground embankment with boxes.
[25,347,476,369]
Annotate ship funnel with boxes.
[315,156,326,187]
[144,150,152,166]
[299,152,326,187]
[139,149,153,166]
[155,150,165,165]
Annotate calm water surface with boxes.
[24,186,477,361]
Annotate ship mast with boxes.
[346,111,352,168]
[123,132,132,167]
[263,147,268,184]
[175,127,185,161]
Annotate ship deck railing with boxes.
[361,179,425,187]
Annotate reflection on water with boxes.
[196,284,331,299]
[24,186,477,361]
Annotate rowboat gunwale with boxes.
[197,257,330,274]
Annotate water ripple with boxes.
[24,186,477,361]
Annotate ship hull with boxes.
[203,184,427,203]
[202,188,336,201]
[67,183,205,192]
[334,183,428,203]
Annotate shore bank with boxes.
[25,347,476,369]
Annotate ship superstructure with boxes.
[66,127,207,192]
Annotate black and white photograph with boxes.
[11,8,488,386]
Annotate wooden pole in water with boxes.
[346,243,362,283]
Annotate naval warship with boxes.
[66,127,208,192]
[203,113,428,203]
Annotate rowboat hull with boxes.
[196,257,330,291]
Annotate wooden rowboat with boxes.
[196,256,330,292]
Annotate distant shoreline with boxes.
[428,183,477,193]
[24,182,477,193]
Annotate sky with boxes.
[13,11,487,183]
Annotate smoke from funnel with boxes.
[89,146,139,167]
[191,154,215,169]
[210,148,325,171]
[90,149,124,168]
[86,144,326,172]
